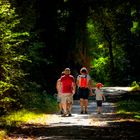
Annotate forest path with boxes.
[43,100,116,127]
[6,87,140,140]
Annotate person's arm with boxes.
[102,93,106,101]
[56,79,61,93]
[72,77,76,94]
[56,80,59,92]
[72,82,76,95]
[91,88,96,96]
[76,80,79,87]
[76,75,79,87]
[88,78,94,95]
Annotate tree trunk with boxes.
[104,32,115,85]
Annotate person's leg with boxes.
[67,94,73,116]
[67,102,72,116]
[61,95,67,116]
[80,98,84,113]
[83,88,89,113]
[97,101,102,114]
[61,103,67,116]
[98,102,102,113]
[57,94,63,114]
[98,106,102,113]
[59,103,63,114]
[78,88,84,114]
[84,99,88,113]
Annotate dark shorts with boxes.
[78,87,90,99]
[96,100,103,107]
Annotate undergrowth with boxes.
[116,91,140,120]
[0,91,58,139]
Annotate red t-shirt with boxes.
[60,74,74,93]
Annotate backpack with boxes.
[79,75,87,88]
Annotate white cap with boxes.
[65,68,70,71]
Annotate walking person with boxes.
[76,67,93,114]
[56,71,65,114]
[60,68,76,117]
[94,83,106,114]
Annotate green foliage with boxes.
[0,81,13,94]
[0,130,6,140]
[24,41,52,90]
[0,91,58,138]
[87,19,110,84]
[90,57,109,83]
[0,86,58,134]
[87,2,140,85]
[0,1,29,113]
[131,21,139,33]
[117,99,140,119]
[131,81,139,87]
[131,81,140,91]
[28,42,49,64]
[117,93,140,119]
[20,90,58,113]
[117,100,140,112]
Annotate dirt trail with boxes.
[6,87,140,140]
[44,100,116,127]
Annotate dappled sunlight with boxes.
[2,103,140,140]
[90,112,116,127]
[2,88,140,140]
[27,114,52,125]
[90,120,108,127]
[90,111,140,127]
[1,109,52,126]
[24,112,117,127]
[0,130,6,140]
[4,119,140,140]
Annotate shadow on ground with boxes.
[6,120,140,140]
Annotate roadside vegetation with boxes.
[116,82,140,120]
[0,91,58,139]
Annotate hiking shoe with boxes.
[85,111,88,114]
[81,111,84,114]
[58,110,63,115]
[61,113,67,117]
[60,110,63,114]
[68,114,72,117]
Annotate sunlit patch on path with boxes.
[31,100,117,128]
[23,87,130,128]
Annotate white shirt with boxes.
[95,88,104,100]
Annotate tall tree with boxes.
[0,0,29,113]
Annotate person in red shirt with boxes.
[60,68,76,117]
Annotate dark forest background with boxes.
[0,0,140,113]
